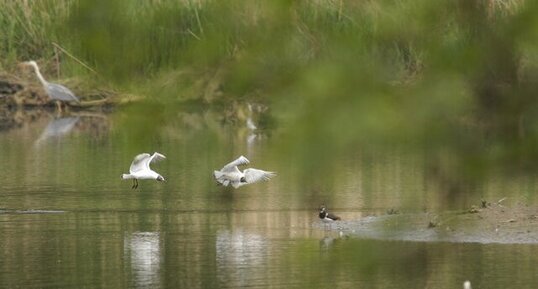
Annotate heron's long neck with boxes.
[32,64,47,87]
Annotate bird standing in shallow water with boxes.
[21,60,80,111]
[213,155,276,188]
[319,205,341,222]
[122,152,166,189]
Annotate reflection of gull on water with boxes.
[35,116,79,145]
[124,232,161,288]
[216,230,268,287]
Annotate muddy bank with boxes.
[0,74,124,110]
[319,203,538,244]
[0,72,138,132]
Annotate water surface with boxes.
[1,110,537,288]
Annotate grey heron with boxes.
[22,60,80,110]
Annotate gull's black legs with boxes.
[132,179,138,189]
[134,179,138,189]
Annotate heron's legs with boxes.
[55,101,63,113]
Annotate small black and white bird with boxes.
[213,155,276,188]
[319,205,341,222]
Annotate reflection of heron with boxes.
[247,133,257,145]
[246,117,257,131]
[245,104,258,145]
[124,232,161,288]
[245,117,258,148]
[22,60,80,111]
[35,116,79,145]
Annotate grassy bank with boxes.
[0,1,530,92]
[2,0,538,188]
[0,1,531,91]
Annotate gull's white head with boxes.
[156,175,165,182]
[463,281,471,289]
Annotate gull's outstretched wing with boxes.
[221,155,249,172]
[243,168,276,184]
[130,153,151,173]
[147,152,166,169]
[214,170,228,185]
[47,83,80,103]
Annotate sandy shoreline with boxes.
[317,203,538,244]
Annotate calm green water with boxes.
[1,110,538,289]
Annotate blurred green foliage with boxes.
[2,0,538,193]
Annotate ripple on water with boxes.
[0,209,66,214]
